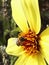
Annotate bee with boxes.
[16,37,27,46]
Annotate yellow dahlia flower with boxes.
[6,0,49,65]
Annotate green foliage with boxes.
[10,27,21,37]
[0,0,2,6]
[10,56,18,65]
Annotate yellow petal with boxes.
[40,27,49,39]
[15,54,38,65]
[37,54,46,65]
[14,53,28,65]
[26,55,46,65]
[11,0,29,33]
[6,38,25,56]
[39,27,49,64]
[26,55,38,65]
[21,0,41,34]
[14,53,46,65]
[40,40,49,64]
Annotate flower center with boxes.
[18,30,40,55]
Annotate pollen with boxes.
[18,30,40,55]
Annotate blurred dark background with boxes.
[0,0,49,65]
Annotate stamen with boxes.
[18,30,40,55]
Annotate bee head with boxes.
[16,37,26,46]
[19,37,26,41]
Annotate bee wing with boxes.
[16,38,21,46]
